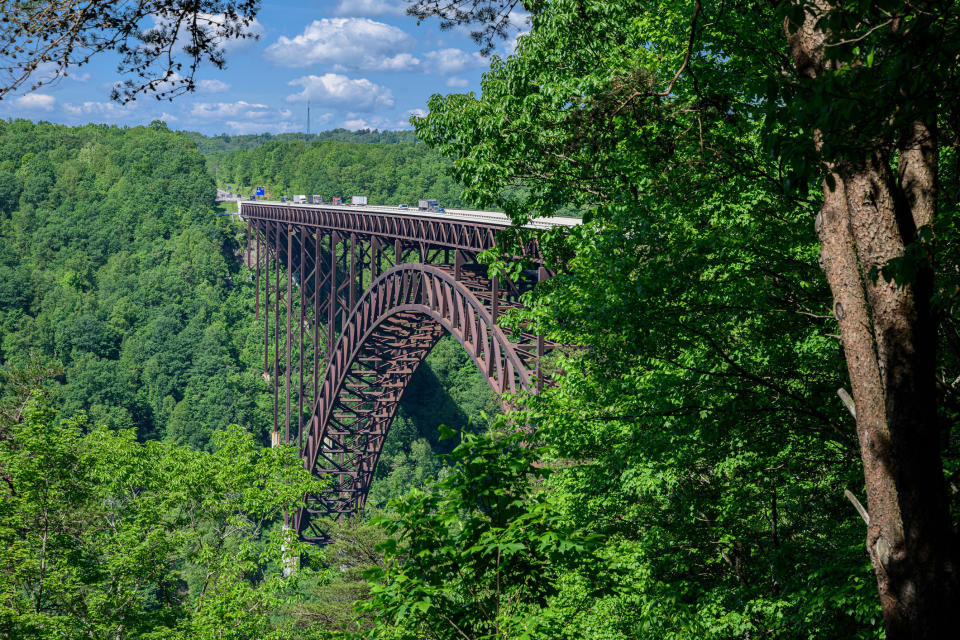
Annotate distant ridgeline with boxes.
[182,128,419,154]
[195,130,465,207]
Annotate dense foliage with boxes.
[0,382,323,639]
[5,0,960,635]
[359,0,960,638]
[0,119,273,446]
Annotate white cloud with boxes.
[263,18,418,71]
[197,79,231,93]
[29,62,91,84]
[190,100,288,120]
[126,73,230,96]
[398,108,427,128]
[342,109,424,131]
[189,100,296,134]
[223,120,298,135]
[333,0,405,16]
[287,74,394,111]
[14,93,56,111]
[308,111,334,129]
[159,111,179,122]
[504,31,528,56]
[376,53,421,71]
[63,101,137,119]
[150,12,263,56]
[445,76,470,88]
[509,7,532,30]
[423,48,485,75]
[342,117,374,130]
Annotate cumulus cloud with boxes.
[423,48,485,75]
[14,93,56,111]
[223,120,298,135]
[333,0,405,16]
[445,76,470,88]
[263,18,418,71]
[188,100,295,134]
[150,12,263,56]
[30,62,91,84]
[159,111,179,122]
[63,101,137,119]
[308,111,335,128]
[342,117,375,130]
[190,100,289,121]
[197,79,231,93]
[343,109,426,131]
[287,74,394,111]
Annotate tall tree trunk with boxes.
[786,7,958,639]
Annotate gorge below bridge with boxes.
[240,200,578,543]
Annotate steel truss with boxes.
[242,203,556,543]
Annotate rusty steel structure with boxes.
[241,201,574,543]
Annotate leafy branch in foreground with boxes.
[363,425,605,640]
[0,392,324,639]
[0,0,261,102]
[406,0,525,55]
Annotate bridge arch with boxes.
[241,201,576,543]
[297,263,533,541]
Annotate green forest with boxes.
[0,119,496,637]
[2,1,960,639]
[210,136,465,208]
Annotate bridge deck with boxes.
[238,200,581,230]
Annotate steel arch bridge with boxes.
[240,201,576,543]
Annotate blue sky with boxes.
[2,1,527,135]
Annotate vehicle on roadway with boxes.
[249,196,256,200]
[332,197,342,205]
[293,194,307,204]
[418,199,439,211]
[398,203,408,209]
[351,196,368,205]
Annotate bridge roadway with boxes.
[239,199,580,229]
[239,200,578,543]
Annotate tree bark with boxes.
[786,6,958,638]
